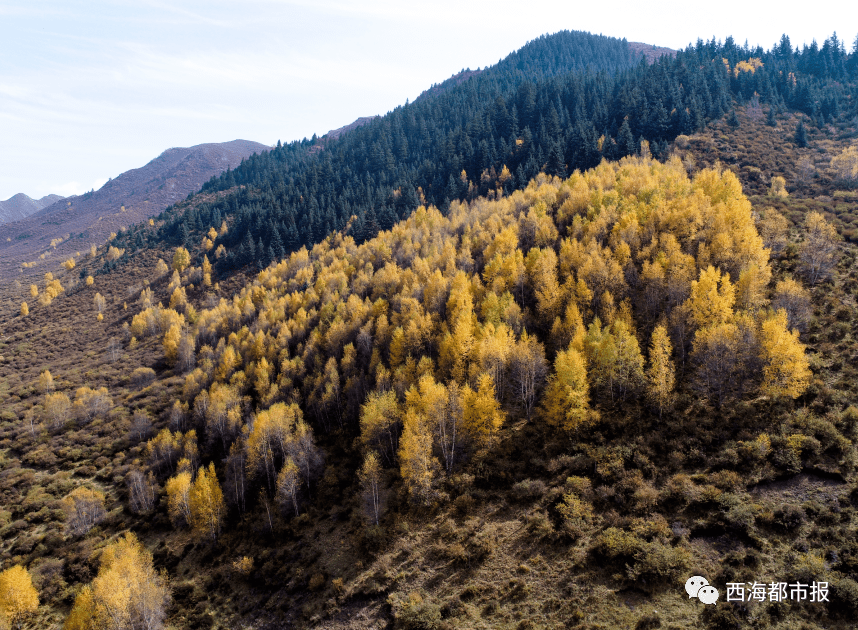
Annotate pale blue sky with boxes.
[1,0,853,200]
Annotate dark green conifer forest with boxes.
[122,31,858,275]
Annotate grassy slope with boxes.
[0,109,857,630]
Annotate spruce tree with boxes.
[727,109,740,128]
[617,119,636,157]
[766,105,777,127]
[794,119,809,147]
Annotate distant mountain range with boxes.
[0,193,65,224]
[0,139,268,278]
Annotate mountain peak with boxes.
[0,193,65,224]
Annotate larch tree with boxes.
[830,145,858,187]
[163,323,181,366]
[189,462,225,541]
[19,302,28,317]
[757,208,789,257]
[165,471,192,528]
[399,409,440,505]
[608,320,646,400]
[646,325,676,417]
[540,345,589,432]
[686,266,735,330]
[154,258,169,277]
[38,369,54,395]
[94,292,106,320]
[172,246,190,272]
[462,373,505,447]
[735,263,771,311]
[127,469,157,514]
[63,532,169,630]
[759,309,811,398]
[0,565,38,629]
[691,322,742,407]
[202,255,213,286]
[359,390,402,465]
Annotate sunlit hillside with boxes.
[2,151,857,629]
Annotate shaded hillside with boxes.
[0,193,64,224]
[0,140,268,279]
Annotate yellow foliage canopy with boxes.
[0,565,38,627]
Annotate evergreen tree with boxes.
[794,119,809,147]
[766,105,777,127]
[617,119,637,157]
[727,109,740,127]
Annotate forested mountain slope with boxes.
[1,28,858,630]
[2,151,857,629]
[145,32,858,279]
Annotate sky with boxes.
[1,0,854,201]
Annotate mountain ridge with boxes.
[0,193,65,224]
[0,139,268,278]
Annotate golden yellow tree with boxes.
[163,323,181,366]
[360,390,401,465]
[190,462,225,541]
[735,263,771,311]
[63,532,169,630]
[399,409,439,505]
[172,246,190,272]
[646,325,675,417]
[759,309,811,398]
[0,565,38,629]
[463,373,505,446]
[541,345,589,431]
[165,471,192,528]
[85,275,94,286]
[202,255,213,286]
[19,302,27,317]
[38,369,54,395]
[686,266,735,329]
[29,284,38,298]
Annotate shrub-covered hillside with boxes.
[1,153,857,628]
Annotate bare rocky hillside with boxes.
[0,139,268,278]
